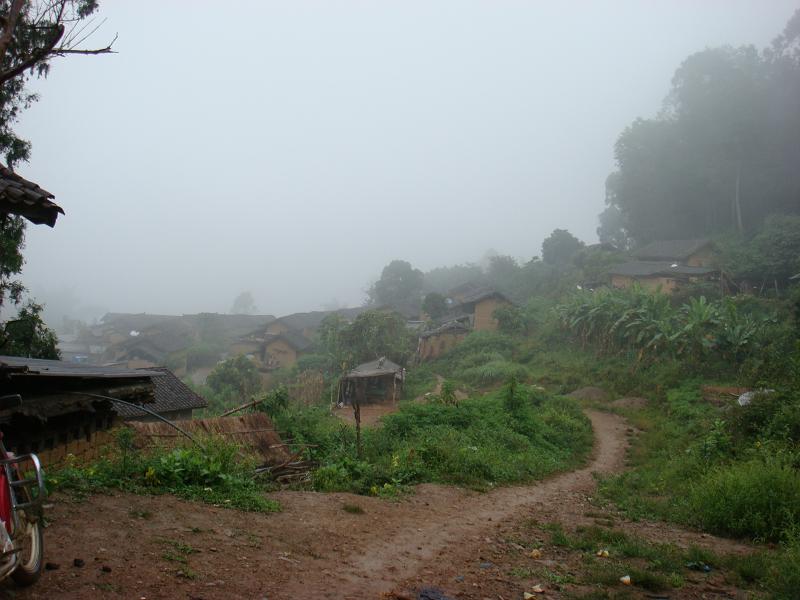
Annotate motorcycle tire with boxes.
[10,514,43,586]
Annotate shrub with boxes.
[689,457,800,541]
[49,430,279,513]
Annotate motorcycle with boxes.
[0,394,46,587]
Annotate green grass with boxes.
[274,382,592,495]
[48,430,280,513]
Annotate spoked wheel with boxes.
[10,513,43,586]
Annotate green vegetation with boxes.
[556,286,788,369]
[272,381,591,495]
[48,428,279,513]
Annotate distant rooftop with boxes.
[610,261,717,278]
[633,239,711,262]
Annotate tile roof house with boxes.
[0,356,160,465]
[114,367,207,421]
[610,239,718,294]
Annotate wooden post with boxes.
[353,379,364,458]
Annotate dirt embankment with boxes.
[9,410,750,599]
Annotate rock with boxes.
[454,575,464,582]
[73,558,85,568]
[101,565,112,573]
[479,562,493,569]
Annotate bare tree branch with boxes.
[0,24,64,85]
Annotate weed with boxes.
[342,503,365,514]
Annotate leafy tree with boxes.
[422,263,484,295]
[541,229,584,267]
[596,203,629,250]
[718,215,800,285]
[0,301,59,358]
[338,310,414,367]
[422,292,447,320]
[0,1,115,167]
[369,260,424,307]
[206,355,262,404]
[603,10,800,245]
[230,291,257,315]
[0,1,113,358]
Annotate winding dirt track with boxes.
[10,410,748,599]
[290,410,626,597]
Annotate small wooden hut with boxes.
[339,357,404,405]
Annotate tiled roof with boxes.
[610,261,717,277]
[116,367,208,418]
[633,239,711,261]
[0,164,64,227]
[265,330,313,352]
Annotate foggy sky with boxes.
[13,0,797,322]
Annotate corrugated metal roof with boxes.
[0,165,64,227]
[115,367,208,417]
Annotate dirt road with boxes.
[9,411,750,599]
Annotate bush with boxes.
[49,430,279,513]
[689,457,800,541]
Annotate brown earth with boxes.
[8,410,754,599]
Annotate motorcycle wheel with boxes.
[10,513,43,586]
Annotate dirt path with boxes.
[9,410,751,599]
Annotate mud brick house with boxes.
[609,239,718,294]
[417,320,471,361]
[233,307,371,376]
[416,284,512,362]
[0,356,160,466]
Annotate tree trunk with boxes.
[734,163,743,233]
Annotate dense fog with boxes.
[11,0,796,324]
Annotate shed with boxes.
[340,357,404,404]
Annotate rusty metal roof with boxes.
[0,165,64,227]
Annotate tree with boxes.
[206,355,262,404]
[338,310,415,367]
[368,260,424,307]
[0,1,113,358]
[541,229,584,267]
[602,10,800,245]
[0,1,115,167]
[0,300,58,358]
[422,292,447,320]
[230,291,257,315]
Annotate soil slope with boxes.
[8,411,750,599]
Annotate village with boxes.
[1,2,800,600]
